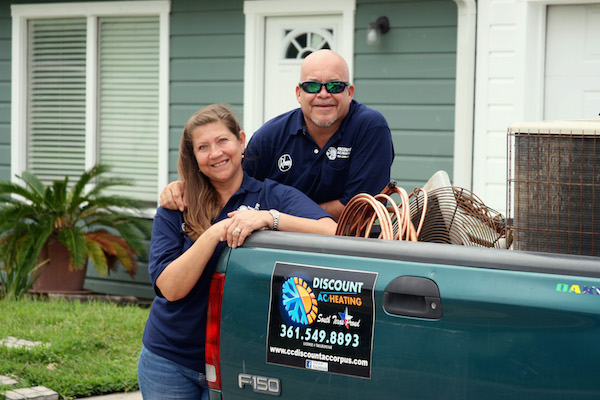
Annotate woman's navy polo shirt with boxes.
[243,100,394,205]
[142,174,330,372]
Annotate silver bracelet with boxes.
[269,209,280,231]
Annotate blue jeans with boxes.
[137,345,209,400]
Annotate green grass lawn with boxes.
[0,297,150,400]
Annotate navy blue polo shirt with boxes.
[243,100,394,205]
[142,174,330,372]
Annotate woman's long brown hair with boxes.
[178,104,243,240]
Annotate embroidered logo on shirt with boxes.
[237,203,260,211]
[326,146,352,160]
[278,154,293,172]
[326,147,337,160]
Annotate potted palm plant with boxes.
[0,164,152,294]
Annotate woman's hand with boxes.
[220,210,271,248]
[218,209,337,249]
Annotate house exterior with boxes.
[0,0,596,298]
[473,0,600,212]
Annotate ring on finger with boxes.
[234,227,242,234]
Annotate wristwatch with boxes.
[269,209,280,231]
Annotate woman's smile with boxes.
[212,159,229,168]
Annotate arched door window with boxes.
[282,28,334,60]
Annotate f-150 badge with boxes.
[238,373,281,396]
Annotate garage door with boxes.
[544,4,600,119]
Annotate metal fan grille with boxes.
[410,187,507,248]
[508,129,600,256]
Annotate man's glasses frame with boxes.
[298,80,351,94]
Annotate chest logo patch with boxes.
[326,147,337,160]
[326,146,352,161]
[237,203,260,211]
[278,154,293,172]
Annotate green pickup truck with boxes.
[204,230,600,400]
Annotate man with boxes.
[161,50,394,220]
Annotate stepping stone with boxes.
[0,337,50,350]
[5,386,58,400]
[0,374,18,385]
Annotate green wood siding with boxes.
[0,11,10,181]
[355,0,457,191]
[169,0,245,181]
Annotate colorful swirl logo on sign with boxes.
[282,277,318,325]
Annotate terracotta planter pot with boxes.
[32,239,88,294]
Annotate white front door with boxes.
[263,15,343,122]
[544,4,600,119]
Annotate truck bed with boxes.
[214,231,600,399]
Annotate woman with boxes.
[137,104,336,399]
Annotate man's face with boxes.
[296,54,354,132]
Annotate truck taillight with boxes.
[206,272,225,391]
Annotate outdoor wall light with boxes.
[367,16,390,46]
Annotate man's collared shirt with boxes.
[244,100,394,205]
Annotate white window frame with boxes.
[11,1,170,207]
[243,0,356,137]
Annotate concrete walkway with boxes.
[81,390,142,399]
[2,386,142,400]
[1,373,142,400]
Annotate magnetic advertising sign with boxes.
[266,262,378,378]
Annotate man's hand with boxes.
[159,180,186,211]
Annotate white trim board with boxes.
[452,0,477,190]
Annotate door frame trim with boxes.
[243,0,356,137]
[452,0,476,190]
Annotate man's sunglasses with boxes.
[299,80,351,94]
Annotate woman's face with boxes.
[192,121,245,186]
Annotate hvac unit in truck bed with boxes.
[507,119,600,256]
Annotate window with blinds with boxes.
[26,15,160,204]
[27,18,87,182]
[98,16,160,201]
